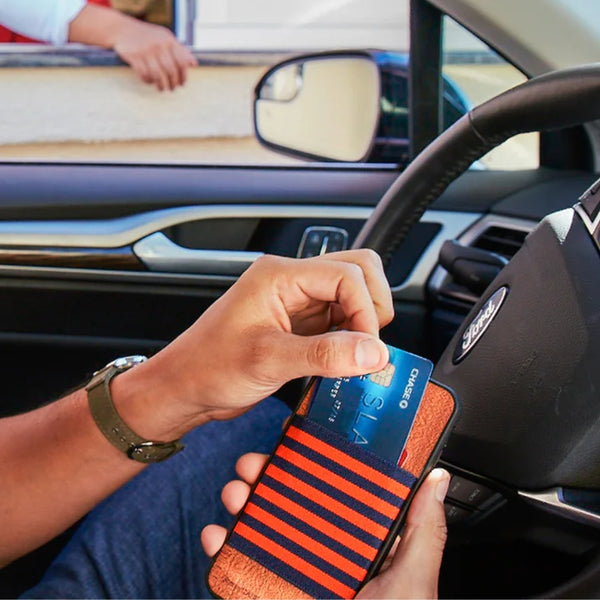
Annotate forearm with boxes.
[67,3,139,49]
[0,358,200,568]
[0,251,393,567]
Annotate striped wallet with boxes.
[208,379,457,599]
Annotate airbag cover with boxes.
[435,208,600,490]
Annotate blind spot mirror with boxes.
[254,53,380,162]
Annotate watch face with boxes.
[113,355,148,370]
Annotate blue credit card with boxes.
[306,345,433,464]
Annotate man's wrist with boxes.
[108,353,208,440]
[87,357,185,463]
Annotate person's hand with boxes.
[114,250,393,437]
[112,20,197,91]
[202,453,450,599]
[167,250,393,423]
[356,470,449,599]
[68,5,197,91]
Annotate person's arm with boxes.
[0,0,86,45]
[0,251,393,568]
[67,3,197,90]
[202,453,450,599]
[0,0,196,90]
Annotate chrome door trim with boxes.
[133,232,264,275]
[0,205,373,248]
[0,205,481,299]
[519,488,600,528]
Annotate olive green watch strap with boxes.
[86,356,184,463]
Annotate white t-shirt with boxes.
[0,0,86,44]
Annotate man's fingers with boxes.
[404,468,450,529]
[221,479,250,515]
[303,260,381,335]
[200,524,228,557]
[320,249,394,329]
[223,451,270,514]
[235,251,392,341]
[203,455,270,559]
[394,469,449,596]
[236,452,268,483]
[249,253,387,336]
[201,460,270,560]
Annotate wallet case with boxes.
[208,379,458,599]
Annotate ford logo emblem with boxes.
[453,286,509,364]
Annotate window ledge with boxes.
[0,44,294,68]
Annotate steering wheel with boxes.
[353,64,600,596]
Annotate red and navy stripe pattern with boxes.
[228,416,417,598]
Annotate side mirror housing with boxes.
[254,52,381,162]
[253,51,470,165]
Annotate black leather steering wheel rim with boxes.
[352,63,600,598]
[352,63,600,263]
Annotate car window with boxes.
[443,16,539,170]
[0,1,538,167]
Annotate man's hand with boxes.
[202,453,450,599]
[118,250,394,435]
[0,249,392,565]
[357,470,449,599]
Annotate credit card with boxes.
[306,345,433,464]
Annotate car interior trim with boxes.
[296,226,349,258]
[0,330,167,351]
[574,202,600,236]
[519,489,600,528]
[451,214,537,247]
[133,232,265,276]
[0,207,481,300]
[0,262,238,289]
[0,205,374,248]
[0,246,142,271]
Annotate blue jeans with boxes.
[22,397,290,599]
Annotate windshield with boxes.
[449,0,600,74]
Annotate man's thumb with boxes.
[276,331,389,380]
[386,468,450,598]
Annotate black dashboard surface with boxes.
[0,162,594,221]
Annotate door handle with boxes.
[133,232,263,276]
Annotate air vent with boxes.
[428,216,536,359]
[429,217,536,310]
[470,225,528,259]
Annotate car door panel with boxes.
[0,163,593,421]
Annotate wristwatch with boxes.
[86,355,185,463]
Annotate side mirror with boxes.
[254,52,381,162]
[254,51,471,165]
